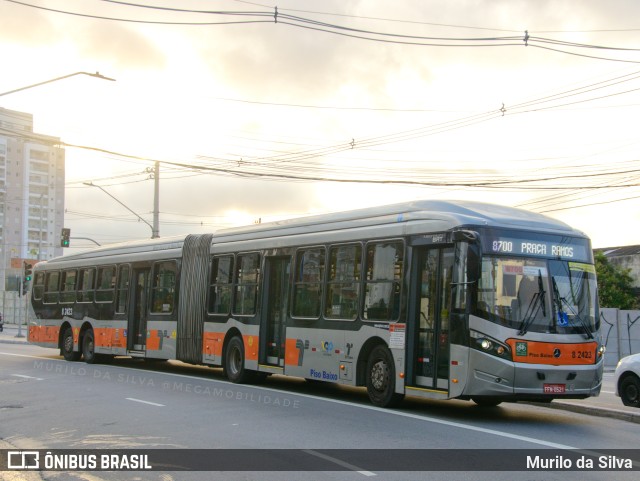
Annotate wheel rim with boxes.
[85,335,94,357]
[229,346,241,376]
[370,359,389,392]
[64,332,73,353]
[625,383,639,403]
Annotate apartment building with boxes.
[0,106,65,297]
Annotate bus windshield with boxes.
[476,256,599,335]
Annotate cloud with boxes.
[73,21,166,70]
[0,1,56,44]
[0,1,164,70]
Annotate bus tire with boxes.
[619,374,640,408]
[61,326,81,362]
[225,336,249,384]
[366,345,404,408]
[82,329,100,364]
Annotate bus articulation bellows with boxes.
[28,200,605,407]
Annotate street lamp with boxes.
[0,71,115,97]
[83,182,159,239]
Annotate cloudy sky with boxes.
[1,0,640,249]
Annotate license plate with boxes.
[543,383,566,394]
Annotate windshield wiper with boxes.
[551,277,593,339]
[518,270,547,336]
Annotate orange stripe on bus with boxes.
[203,332,224,357]
[284,338,303,366]
[28,325,59,345]
[243,335,258,361]
[93,327,127,349]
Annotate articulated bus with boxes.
[28,200,604,407]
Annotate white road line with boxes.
[303,449,376,477]
[125,397,165,407]
[11,374,43,381]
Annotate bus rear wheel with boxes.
[225,336,250,384]
[61,327,80,362]
[82,329,101,364]
[366,345,404,408]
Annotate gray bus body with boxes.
[28,200,604,407]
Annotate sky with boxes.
[1,0,640,250]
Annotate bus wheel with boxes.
[61,327,81,362]
[366,345,404,408]
[82,329,100,364]
[225,336,249,384]
[620,375,640,407]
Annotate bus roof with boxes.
[41,199,585,266]
[211,199,584,240]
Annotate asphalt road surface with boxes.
[1,342,639,481]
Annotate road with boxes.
[1,341,639,481]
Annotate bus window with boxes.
[233,253,260,316]
[363,241,403,321]
[325,244,362,320]
[77,268,96,303]
[292,248,325,318]
[151,261,177,314]
[96,266,116,303]
[33,272,45,301]
[208,255,233,315]
[115,265,130,314]
[60,270,77,304]
[43,271,60,304]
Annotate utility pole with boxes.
[153,161,160,238]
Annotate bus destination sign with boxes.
[489,238,588,260]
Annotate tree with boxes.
[594,252,639,309]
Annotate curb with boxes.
[0,338,29,345]
[525,401,640,424]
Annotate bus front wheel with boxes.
[366,345,404,408]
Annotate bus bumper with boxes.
[464,349,603,401]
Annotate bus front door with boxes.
[261,257,291,367]
[128,268,150,351]
[411,247,454,392]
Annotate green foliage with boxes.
[594,252,639,309]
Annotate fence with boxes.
[0,290,25,324]
[600,308,640,368]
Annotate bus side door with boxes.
[409,246,454,392]
[128,266,151,351]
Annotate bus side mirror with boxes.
[452,230,479,243]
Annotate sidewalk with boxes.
[1,322,638,423]
[0,322,29,345]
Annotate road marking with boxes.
[125,397,165,407]
[0,350,615,451]
[11,374,43,381]
[304,449,376,476]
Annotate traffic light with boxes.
[61,228,71,247]
[23,261,33,281]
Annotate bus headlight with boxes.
[470,331,511,360]
[597,345,606,358]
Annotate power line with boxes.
[5,0,640,63]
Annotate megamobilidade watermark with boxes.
[32,360,301,409]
